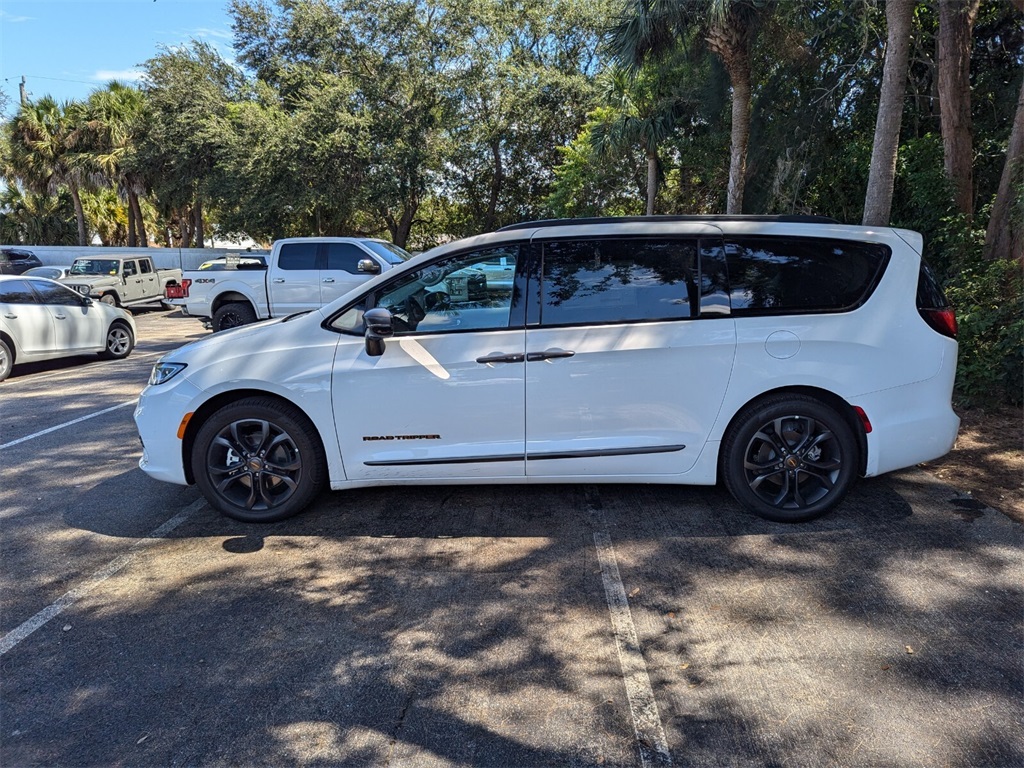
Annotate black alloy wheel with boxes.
[212,302,257,332]
[723,395,858,523]
[192,397,326,522]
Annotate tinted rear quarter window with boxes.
[725,237,890,314]
[916,260,950,309]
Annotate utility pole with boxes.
[19,76,27,105]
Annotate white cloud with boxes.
[92,69,146,83]
[192,27,232,41]
[0,10,32,22]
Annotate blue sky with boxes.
[0,0,236,117]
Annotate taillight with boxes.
[918,307,958,339]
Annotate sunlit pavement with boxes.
[2,311,1021,767]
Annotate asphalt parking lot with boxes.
[1,309,1022,767]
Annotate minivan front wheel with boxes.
[723,395,857,523]
[191,397,326,523]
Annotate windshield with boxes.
[70,259,120,276]
[362,241,411,265]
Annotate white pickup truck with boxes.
[166,237,412,331]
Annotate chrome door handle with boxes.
[527,349,575,362]
[322,278,335,283]
[3,313,16,319]
[54,314,67,320]
[476,352,525,364]
[273,278,285,283]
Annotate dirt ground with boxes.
[921,404,1024,524]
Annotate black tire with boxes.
[0,338,12,382]
[99,293,118,306]
[99,321,135,360]
[212,302,257,332]
[722,395,858,523]
[191,397,326,523]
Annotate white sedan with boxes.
[0,274,136,382]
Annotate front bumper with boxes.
[134,376,206,486]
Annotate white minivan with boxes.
[134,216,960,523]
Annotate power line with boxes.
[5,74,99,86]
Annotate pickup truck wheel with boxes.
[191,398,326,523]
[721,395,857,523]
[99,294,117,306]
[212,302,257,332]
[99,321,135,359]
[0,339,12,382]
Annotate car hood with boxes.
[167,315,287,361]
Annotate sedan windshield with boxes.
[70,259,120,276]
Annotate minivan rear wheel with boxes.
[191,397,326,523]
[723,395,857,523]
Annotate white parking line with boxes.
[0,400,137,450]
[0,499,205,656]
[594,530,673,767]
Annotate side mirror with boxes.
[357,259,381,275]
[82,296,93,306]
[364,307,393,357]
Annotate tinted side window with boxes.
[540,239,697,326]
[328,245,522,335]
[0,280,37,304]
[123,261,138,277]
[140,259,153,274]
[725,237,890,314]
[30,280,83,306]
[278,242,319,270]
[324,243,368,273]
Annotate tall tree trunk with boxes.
[646,150,658,216]
[69,183,88,246]
[863,0,914,226]
[938,0,980,218]
[485,138,504,230]
[983,76,1024,263]
[706,16,753,215]
[194,198,205,248]
[129,188,148,247]
[126,196,138,247]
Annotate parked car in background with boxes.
[0,275,136,382]
[0,249,43,275]
[61,255,182,308]
[196,256,268,271]
[136,215,959,525]
[165,237,412,332]
[23,265,73,281]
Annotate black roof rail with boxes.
[496,215,841,232]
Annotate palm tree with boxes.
[591,67,682,215]
[607,0,772,214]
[82,82,151,246]
[6,96,94,245]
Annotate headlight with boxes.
[150,361,187,385]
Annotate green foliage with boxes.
[0,186,78,244]
[547,106,646,218]
[945,249,1024,407]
